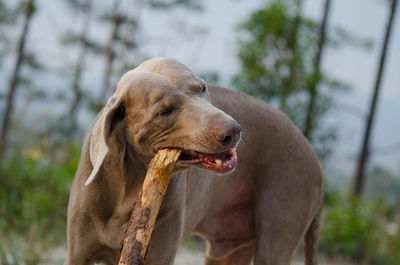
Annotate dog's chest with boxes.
[194,177,255,258]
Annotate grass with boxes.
[0,144,80,265]
[320,191,400,265]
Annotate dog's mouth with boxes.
[177,148,237,173]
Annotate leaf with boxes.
[148,0,203,11]
[24,52,45,71]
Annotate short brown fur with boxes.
[65,58,323,265]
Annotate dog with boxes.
[64,58,323,265]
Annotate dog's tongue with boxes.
[179,148,237,171]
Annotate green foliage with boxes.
[364,166,400,206]
[97,0,203,77]
[24,51,45,71]
[0,1,18,66]
[233,1,317,105]
[330,26,374,50]
[0,145,80,241]
[0,235,49,265]
[61,31,105,54]
[148,0,203,11]
[64,0,89,10]
[0,143,80,263]
[232,0,339,159]
[321,199,379,261]
[321,195,400,264]
[323,179,341,207]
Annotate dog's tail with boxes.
[304,207,322,265]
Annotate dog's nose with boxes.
[217,121,242,147]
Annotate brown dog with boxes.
[64,58,323,265]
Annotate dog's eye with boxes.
[114,104,126,119]
[202,84,207,93]
[157,109,174,117]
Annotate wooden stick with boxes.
[118,149,181,265]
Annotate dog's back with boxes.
[194,85,323,264]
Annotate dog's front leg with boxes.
[142,208,184,265]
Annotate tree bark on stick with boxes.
[119,149,181,265]
[353,0,398,197]
[303,0,331,140]
[0,0,35,155]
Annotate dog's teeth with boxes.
[215,159,222,166]
[229,148,236,155]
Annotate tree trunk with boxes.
[96,0,122,111]
[303,0,331,140]
[0,0,35,155]
[353,0,397,197]
[281,0,304,112]
[68,0,93,133]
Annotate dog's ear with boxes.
[85,96,125,186]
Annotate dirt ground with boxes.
[45,244,352,265]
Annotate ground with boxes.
[44,244,352,265]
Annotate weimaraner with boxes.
[65,58,323,265]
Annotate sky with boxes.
[3,0,400,178]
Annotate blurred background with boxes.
[0,0,399,264]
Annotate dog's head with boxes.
[86,58,241,185]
